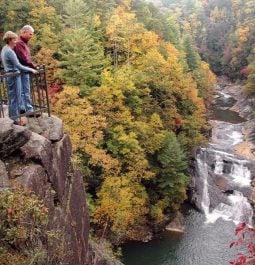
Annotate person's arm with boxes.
[8,50,35,73]
[14,41,36,69]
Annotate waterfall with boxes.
[197,150,210,216]
[214,154,223,175]
[191,84,254,228]
[231,163,251,186]
[204,191,253,225]
[197,146,253,225]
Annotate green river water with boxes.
[122,206,237,265]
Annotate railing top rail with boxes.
[0,66,51,119]
[0,68,45,78]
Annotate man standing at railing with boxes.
[14,25,38,116]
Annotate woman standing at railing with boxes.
[0,31,37,126]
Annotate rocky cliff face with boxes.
[0,116,89,264]
[0,115,123,265]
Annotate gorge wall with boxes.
[0,115,123,265]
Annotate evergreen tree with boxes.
[63,0,89,29]
[154,131,188,211]
[58,27,108,92]
[164,15,181,47]
[183,35,200,71]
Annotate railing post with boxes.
[42,65,51,117]
[0,75,4,118]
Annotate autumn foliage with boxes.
[230,223,255,265]
[0,0,216,244]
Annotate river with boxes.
[122,82,253,265]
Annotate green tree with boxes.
[59,27,108,92]
[153,131,188,211]
[63,0,90,29]
[183,35,200,71]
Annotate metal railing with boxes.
[0,65,51,119]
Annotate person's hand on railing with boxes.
[31,69,38,74]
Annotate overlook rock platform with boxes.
[0,115,89,264]
[0,115,123,265]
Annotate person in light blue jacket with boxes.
[1,31,37,125]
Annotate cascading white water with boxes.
[217,90,232,99]
[214,154,223,175]
[231,163,251,186]
[205,191,253,225]
[197,151,210,216]
[197,145,253,225]
[213,151,251,186]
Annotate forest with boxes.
[0,0,254,248]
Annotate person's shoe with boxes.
[20,109,26,114]
[14,117,27,126]
[27,112,41,118]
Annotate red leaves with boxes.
[235,223,246,235]
[230,223,255,265]
[230,254,246,265]
[48,82,62,97]
[230,241,236,248]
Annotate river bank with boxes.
[217,77,255,161]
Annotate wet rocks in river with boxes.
[165,211,185,233]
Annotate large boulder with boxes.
[0,118,31,157]
[27,114,64,142]
[0,114,123,265]
[165,211,185,233]
[19,132,53,177]
[14,164,49,199]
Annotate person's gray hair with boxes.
[3,31,18,43]
[21,25,34,33]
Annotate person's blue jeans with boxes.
[20,73,33,112]
[7,75,22,120]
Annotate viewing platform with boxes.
[0,66,50,120]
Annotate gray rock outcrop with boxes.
[165,211,185,233]
[0,116,124,265]
[0,118,31,158]
[0,116,89,265]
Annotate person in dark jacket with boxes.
[14,25,37,115]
